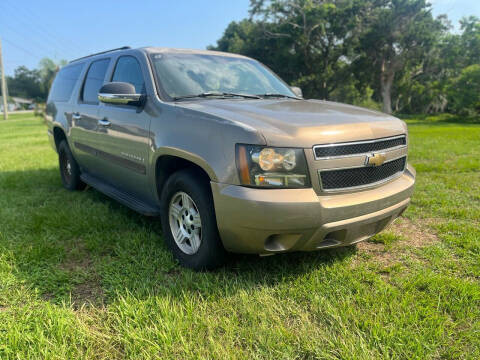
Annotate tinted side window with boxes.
[82,59,110,104]
[49,63,84,102]
[112,56,145,93]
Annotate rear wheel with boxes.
[160,168,226,270]
[58,140,86,191]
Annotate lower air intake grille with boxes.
[320,157,406,190]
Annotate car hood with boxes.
[176,99,407,148]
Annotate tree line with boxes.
[5,0,479,116]
[5,58,66,103]
[209,0,480,115]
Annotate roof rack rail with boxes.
[69,46,131,63]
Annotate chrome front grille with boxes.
[313,135,406,159]
[313,135,408,192]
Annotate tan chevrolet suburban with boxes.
[45,46,415,269]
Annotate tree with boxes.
[38,57,67,96]
[210,19,306,89]
[458,16,480,67]
[7,66,44,100]
[356,0,445,113]
[211,2,479,117]
[448,64,480,115]
[393,16,480,114]
[7,58,67,102]
[211,1,365,100]
[441,17,480,115]
[248,0,362,100]
[387,15,452,113]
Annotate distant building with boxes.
[0,96,34,112]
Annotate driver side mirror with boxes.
[291,86,303,98]
[98,82,144,106]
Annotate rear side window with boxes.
[82,58,110,104]
[112,56,145,93]
[48,63,84,102]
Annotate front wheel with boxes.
[160,169,226,270]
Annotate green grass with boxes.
[0,112,479,359]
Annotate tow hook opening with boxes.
[317,230,346,249]
[264,233,302,252]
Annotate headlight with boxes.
[236,144,311,188]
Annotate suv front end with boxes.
[211,133,415,254]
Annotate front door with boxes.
[94,55,152,202]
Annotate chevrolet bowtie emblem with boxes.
[365,153,386,167]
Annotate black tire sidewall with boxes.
[160,169,225,270]
[58,140,85,191]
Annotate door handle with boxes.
[72,112,81,120]
[98,119,111,127]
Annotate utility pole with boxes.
[0,38,8,120]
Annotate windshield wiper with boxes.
[256,93,302,100]
[173,92,261,100]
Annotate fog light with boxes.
[255,174,306,187]
[256,174,284,186]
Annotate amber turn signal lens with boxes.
[237,145,251,185]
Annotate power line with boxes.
[1,0,86,59]
[0,3,75,62]
[1,37,44,61]
[0,23,69,60]
[0,8,78,61]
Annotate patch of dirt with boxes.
[355,241,396,267]
[354,216,440,268]
[165,268,181,279]
[388,217,439,248]
[59,254,93,272]
[71,278,104,308]
[60,240,105,308]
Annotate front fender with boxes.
[152,146,218,181]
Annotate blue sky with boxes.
[0,0,478,76]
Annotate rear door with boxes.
[70,58,111,176]
[93,55,152,201]
[46,62,84,150]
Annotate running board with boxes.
[80,173,161,216]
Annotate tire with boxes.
[160,168,226,270]
[58,140,86,191]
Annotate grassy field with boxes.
[0,112,479,359]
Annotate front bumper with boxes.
[211,164,416,254]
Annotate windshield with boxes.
[150,53,296,100]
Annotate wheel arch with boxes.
[154,148,217,202]
[52,126,68,152]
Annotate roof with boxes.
[141,47,250,59]
[68,46,250,65]
[69,46,131,63]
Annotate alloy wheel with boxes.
[168,191,202,255]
